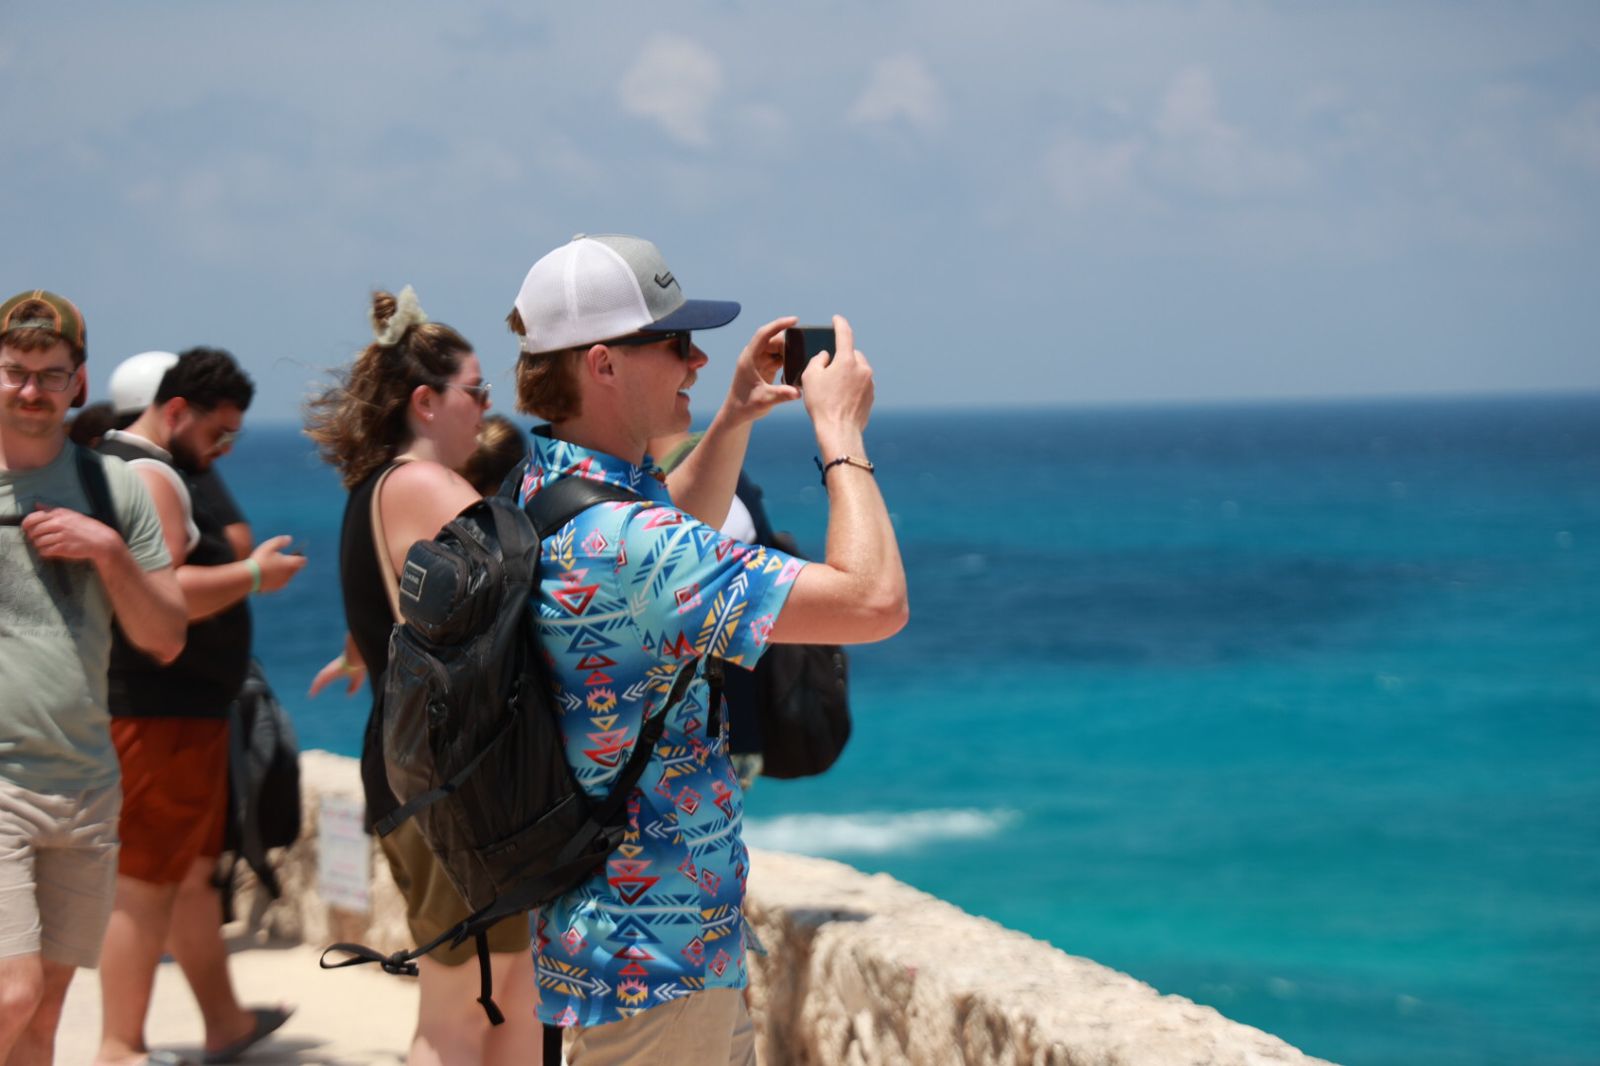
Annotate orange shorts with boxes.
[110,718,229,885]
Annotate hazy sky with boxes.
[5,1,1598,422]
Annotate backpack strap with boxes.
[495,455,528,502]
[74,444,124,539]
[522,474,645,538]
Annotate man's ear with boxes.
[160,395,189,430]
[70,366,87,408]
[585,343,618,385]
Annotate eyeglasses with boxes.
[215,429,243,450]
[601,331,693,361]
[0,364,75,392]
[450,382,492,407]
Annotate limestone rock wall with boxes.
[247,752,1336,1066]
[742,852,1336,1066]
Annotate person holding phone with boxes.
[507,233,907,1065]
[95,347,305,1066]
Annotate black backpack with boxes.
[217,660,302,919]
[721,475,852,780]
[322,476,707,1032]
[746,531,851,779]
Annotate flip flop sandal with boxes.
[201,1005,293,1064]
[144,1052,199,1066]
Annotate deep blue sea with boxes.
[229,395,1599,1066]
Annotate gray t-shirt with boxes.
[0,446,170,792]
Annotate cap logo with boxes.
[654,271,676,290]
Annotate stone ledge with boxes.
[742,852,1336,1065]
[248,751,1336,1066]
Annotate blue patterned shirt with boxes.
[519,437,802,1027]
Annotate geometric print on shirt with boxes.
[519,436,802,1028]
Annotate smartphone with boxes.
[783,326,837,387]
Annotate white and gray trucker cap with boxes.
[512,234,740,355]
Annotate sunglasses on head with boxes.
[601,331,693,361]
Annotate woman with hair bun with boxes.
[304,288,539,1066]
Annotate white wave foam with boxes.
[743,808,1018,856]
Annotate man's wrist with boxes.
[89,534,133,578]
[813,426,865,458]
[708,401,759,436]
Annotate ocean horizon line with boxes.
[239,384,1600,431]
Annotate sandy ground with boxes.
[54,929,416,1065]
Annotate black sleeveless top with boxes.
[99,436,252,717]
[338,462,402,827]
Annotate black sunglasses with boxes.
[601,331,693,361]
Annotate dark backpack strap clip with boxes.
[319,942,421,978]
[473,931,505,1025]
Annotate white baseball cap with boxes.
[512,234,740,355]
[109,350,179,416]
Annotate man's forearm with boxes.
[96,550,185,663]
[176,559,255,621]
[816,427,906,610]
[665,410,751,527]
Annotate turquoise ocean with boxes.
[230,395,1598,1066]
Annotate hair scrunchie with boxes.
[370,285,429,348]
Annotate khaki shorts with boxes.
[567,988,756,1066]
[378,818,532,966]
[111,717,229,885]
[0,778,121,968]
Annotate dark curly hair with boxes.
[156,347,255,411]
[304,290,472,489]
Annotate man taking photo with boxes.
[508,234,907,1064]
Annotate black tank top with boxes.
[338,462,403,827]
[99,436,252,717]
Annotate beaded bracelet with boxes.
[814,454,876,484]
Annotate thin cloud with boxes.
[1044,67,1308,213]
[1152,67,1309,197]
[1556,95,1600,174]
[618,34,724,147]
[848,54,943,133]
[1045,135,1143,211]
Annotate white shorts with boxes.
[0,778,120,968]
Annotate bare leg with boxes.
[0,953,46,1062]
[483,952,540,1066]
[95,874,178,1064]
[5,958,75,1066]
[409,952,541,1066]
[165,858,262,1054]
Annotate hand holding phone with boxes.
[783,326,837,387]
